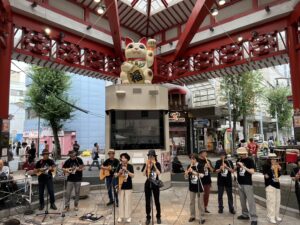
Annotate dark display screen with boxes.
[110,110,165,150]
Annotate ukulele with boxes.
[36,166,56,178]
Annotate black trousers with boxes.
[296,187,300,213]
[218,185,234,210]
[38,178,55,205]
[145,182,161,220]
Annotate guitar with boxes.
[99,166,112,180]
[36,166,56,178]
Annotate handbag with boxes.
[150,178,164,188]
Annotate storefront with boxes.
[23,128,76,155]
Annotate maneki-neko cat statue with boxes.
[120,37,156,84]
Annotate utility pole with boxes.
[275,109,279,143]
[227,92,233,153]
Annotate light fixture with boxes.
[44,27,51,35]
[218,0,226,6]
[94,0,101,2]
[31,1,37,8]
[209,27,214,32]
[265,5,270,13]
[211,8,218,16]
[251,31,259,38]
[87,25,92,30]
[237,36,243,42]
[97,6,105,15]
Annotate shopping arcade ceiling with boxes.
[2,0,300,84]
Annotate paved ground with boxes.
[4,187,299,225]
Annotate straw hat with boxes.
[108,149,115,154]
[237,147,248,155]
[267,153,279,159]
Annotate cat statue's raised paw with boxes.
[120,37,156,84]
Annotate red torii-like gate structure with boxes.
[1,0,300,150]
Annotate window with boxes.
[110,110,165,150]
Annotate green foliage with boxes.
[265,87,293,129]
[220,71,263,120]
[220,71,263,145]
[26,66,74,158]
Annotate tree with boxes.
[26,66,74,159]
[220,71,262,148]
[265,87,293,129]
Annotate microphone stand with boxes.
[149,177,154,225]
[197,171,205,224]
[36,174,62,222]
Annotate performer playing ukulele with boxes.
[62,150,85,211]
[35,149,57,210]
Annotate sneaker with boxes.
[157,218,161,224]
[237,215,250,220]
[64,206,70,211]
[188,218,195,222]
[74,207,79,211]
[276,217,282,222]
[126,218,131,223]
[145,219,151,225]
[50,203,57,210]
[218,209,223,214]
[39,204,44,210]
[117,218,122,223]
[200,219,206,224]
[205,208,210,213]
[106,201,114,206]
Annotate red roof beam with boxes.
[146,0,152,37]
[161,0,168,8]
[104,0,123,59]
[131,0,140,8]
[172,0,215,60]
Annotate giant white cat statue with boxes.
[120,37,156,84]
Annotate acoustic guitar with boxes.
[99,166,111,180]
[36,166,56,178]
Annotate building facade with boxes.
[24,73,106,155]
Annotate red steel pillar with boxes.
[0,0,13,160]
[287,23,300,141]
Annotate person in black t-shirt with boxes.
[235,147,257,225]
[290,157,300,213]
[73,141,80,155]
[116,153,134,223]
[185,154,205,224]
[262,153,282,224]
[142,149,162,225]
[198,149,213,213]
[62,150,84,211]
[215,151,235,214]
[35,149,57,211]
[101,149,120,206]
